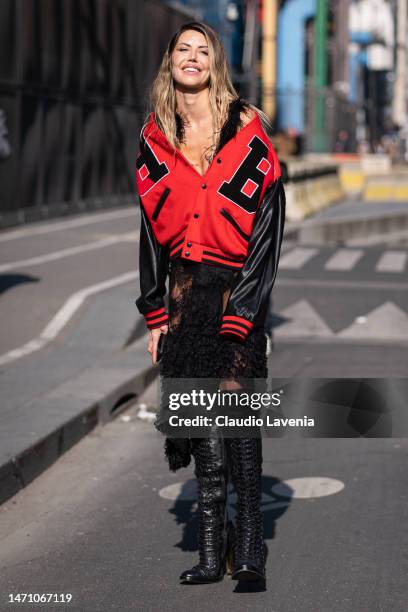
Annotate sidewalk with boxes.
[0,282,156,505]
[295,199,408,245]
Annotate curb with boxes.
[297,208,408,245]
[0,341,158,506]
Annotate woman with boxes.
[135,22,285,585]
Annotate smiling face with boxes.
[171,29,211,90]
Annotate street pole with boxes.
[242,0,259,104]
[392,0,407,131]
[333,0,351,89]
[261,0,278,121]
[314,0,328,152]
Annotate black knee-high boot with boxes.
[180,436,233,584]
[229,436,265,582]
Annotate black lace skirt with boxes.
[156,259,268,471]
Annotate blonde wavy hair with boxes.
[140,21,272,158]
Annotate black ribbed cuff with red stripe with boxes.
[144,306,169,330]
[219,315,254,342]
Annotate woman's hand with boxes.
[148,324,168,365]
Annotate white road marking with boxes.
[271,477,345,499]
[324,249,364,271]
[278,247,319,270]
[0,271,139,366]
[159,477,344,502]
[0,232,138,272]
[159,481,198,501]
[375,251,407,273]
[274,299,334,338]
[337,301,408,340]
[0,208,138,242]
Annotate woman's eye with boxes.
[177,48,208,55]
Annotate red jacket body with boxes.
[135,101,286,342]
[136,111,282,270]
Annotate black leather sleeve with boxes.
[219,177,286,341]
[135,200,169,329]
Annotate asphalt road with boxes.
[0,399,407,612]
[0,208,140,355]
[1,202,408,374]
[1,203,408,610]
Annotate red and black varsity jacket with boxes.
[135,98,286,342]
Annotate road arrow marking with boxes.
[274,299,334,338]
[337,301,408,340]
